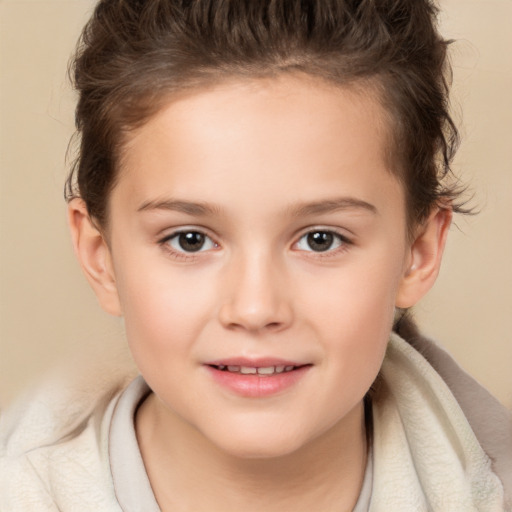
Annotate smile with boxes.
[211,365,299,375]
[205,361,312,397]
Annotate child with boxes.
[1,0,511,510]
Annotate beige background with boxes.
[0,0,511,408]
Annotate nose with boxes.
[218,251,293,333]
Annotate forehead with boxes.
[114,75,403,220]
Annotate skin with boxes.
[69,75,451,511]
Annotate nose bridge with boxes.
[219,244,292,332]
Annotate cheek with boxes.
[295,252,404,388]
[114,261,218,367]
[297,253,402,333]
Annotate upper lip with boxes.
[205,357,309,368]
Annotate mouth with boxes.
[207,364,307,376]
[204,360,312,397]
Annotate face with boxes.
[102,76,413,457]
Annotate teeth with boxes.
[216,365,298,375]
[240,366,257,374]
[257,367,275,375]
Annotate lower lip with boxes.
[205,366,311,398]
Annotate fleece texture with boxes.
[370,334,506,511]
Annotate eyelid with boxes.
[158,225,216,242]
[292,227,353,254]
[294,226,353,242]
[158,226,220,258]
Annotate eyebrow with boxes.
[137,196,377,218]
[137,199,222,216]
[289,197,378,217]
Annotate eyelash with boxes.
[158,229,219,261]
[158,228,353,261]
[294,229,353,257]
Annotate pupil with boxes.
[307,232,333,252]
[179,232,205,252]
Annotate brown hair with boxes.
[65,0,466,229]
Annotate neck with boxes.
[136,394,368,512]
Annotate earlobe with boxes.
[395,207,452,309]
[67,198,122,316]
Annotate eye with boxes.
[295,230,347,253]
[164,231,217,253]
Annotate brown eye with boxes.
[307,232,334,252]
[166,231,216,253]
[178,232,205,252]
[296,231,346,253]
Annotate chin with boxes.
[219,438,304,460]
[204,421,318,460]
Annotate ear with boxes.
[395,207,452,308]
[67,198,122,316]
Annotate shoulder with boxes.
[0,371,134,511]
[394,319,512,507]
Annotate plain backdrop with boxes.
[1,0,511,408]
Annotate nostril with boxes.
[217,290,293,332]
[224,320,283,332]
